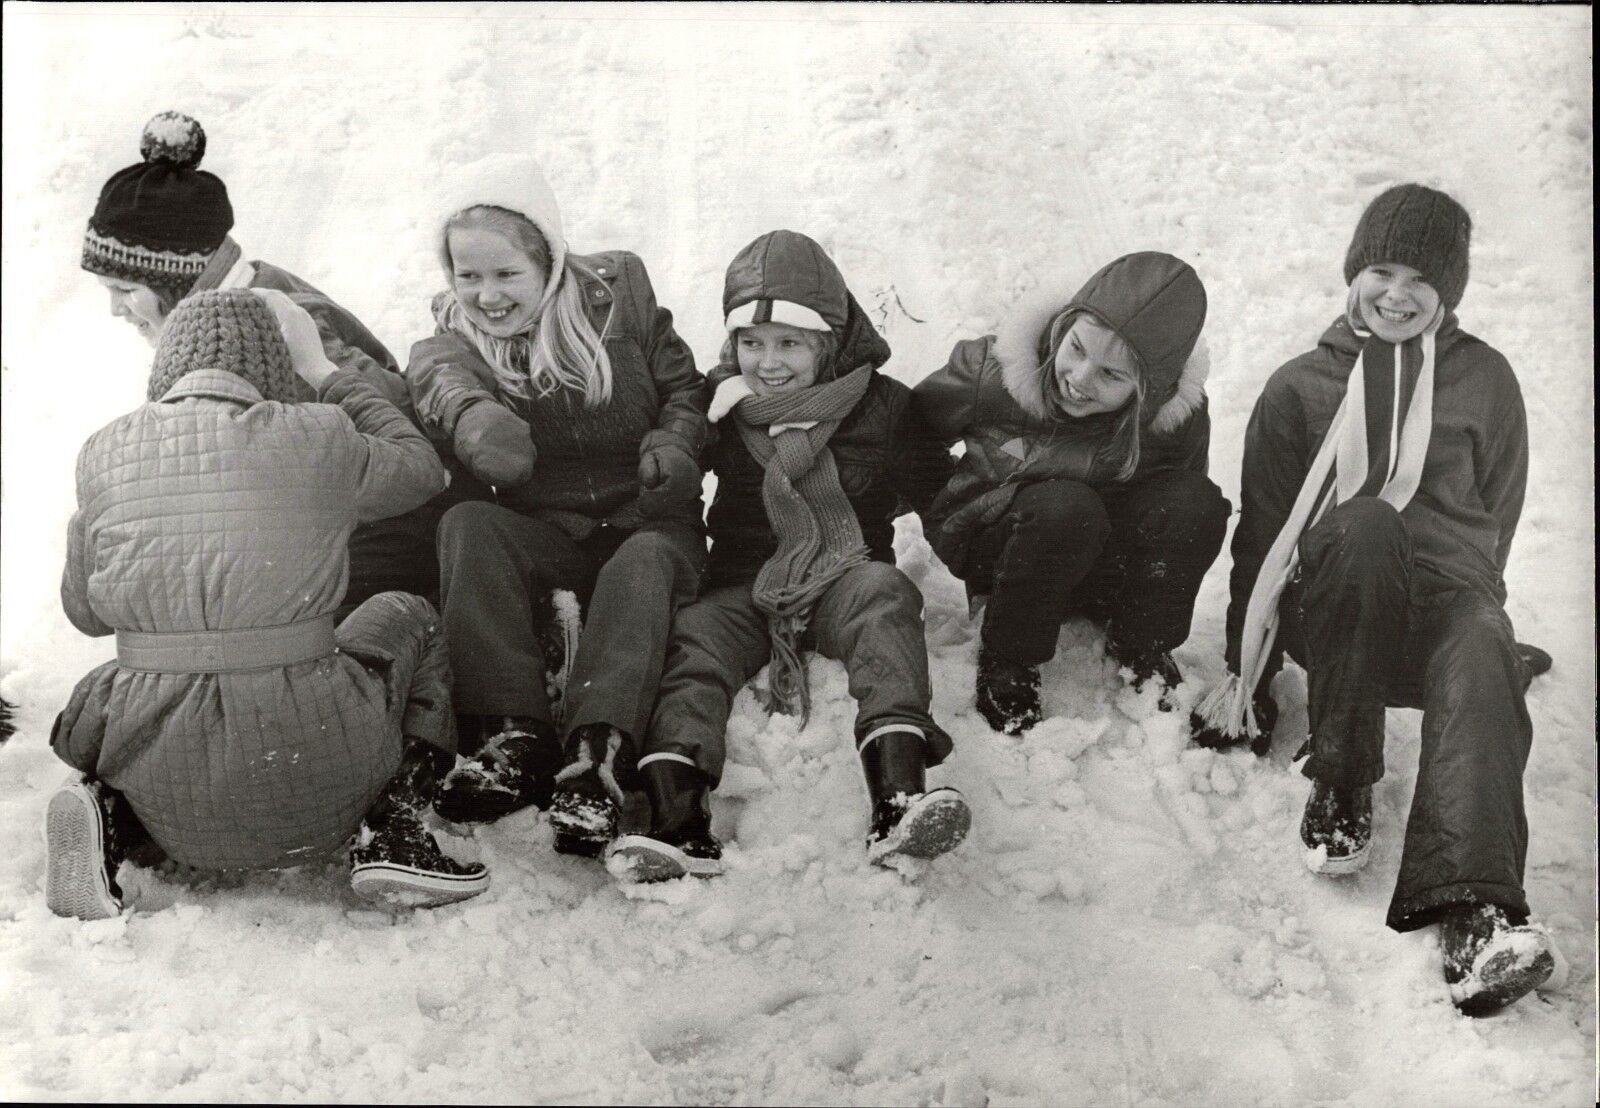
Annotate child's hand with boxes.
[251,288,338,390]
[455,401,536,489]
[637,441,702,517]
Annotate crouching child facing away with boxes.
[608,230,968,882]
[47,289,487,918]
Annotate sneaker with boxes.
[549,725,628,858]
[607,829,724,882]
[975,649,1042,736]
[1299,781,1372,875]
[867,788,972,866]
[350,805,489,909]
[1441,902,1558,1016]
[45,778,124,921]
[434,719,561,824]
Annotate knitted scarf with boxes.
[714,364,874,722]
[184,236,250,296]
[1198,307,1442,740]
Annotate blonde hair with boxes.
[440,205,613,408]
[1043,309,1146,482]
[720,327,838,380]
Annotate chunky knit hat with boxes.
[82,112,234,303]
[436,153,567,310]
[1343,184,1471,311]
[147,289,298,403]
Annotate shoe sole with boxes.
[869,789,972,866]
[1302,841,1370,876]
[1452,938,1558,1017]
[45,786,120,921]
[350,861,489,909]
[606,835,724,882]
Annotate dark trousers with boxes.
[339,468,492,622]
[645,563,954,785]
[968,471,1229,668]
[1279,497,1533,930]
[436,501,705,747]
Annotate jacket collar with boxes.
[158,369,266,406]
[994,276,1210,435]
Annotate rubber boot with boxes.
[861,729,970,866]
[606,757,724,882]
[1441,902,1560,1016]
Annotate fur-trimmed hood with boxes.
[993,254,1209,435]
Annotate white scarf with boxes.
[1198,308,1442,740]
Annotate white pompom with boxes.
[140,111,206,168]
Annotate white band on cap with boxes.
[725,299,830,333]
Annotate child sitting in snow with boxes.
[913,253,1227,735]
[1192,183,1561,1015]
[606,230,966,881]
[406,156,709,857]
[80,112,466,618]
[48,289,486,917]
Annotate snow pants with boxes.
[1277,497,1533,931]
[644,562,954,785]
[436,501,705,750]
[966,471,1230,668]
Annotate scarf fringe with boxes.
[1196,673,1261,741]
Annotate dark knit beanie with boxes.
[1343,184,1471,311]
[147,290,298,403]
[83,112,234,302]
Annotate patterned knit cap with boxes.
[147,289,298,403]
[82,112,234,304]
[1343,183,1471,311]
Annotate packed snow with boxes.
[1,4,1593,1104]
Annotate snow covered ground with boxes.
[1,3,1593,1103]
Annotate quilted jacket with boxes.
[52,368,447,870]
[912,256,1212,577]
[406,250,708,531]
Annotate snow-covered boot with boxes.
[434,717,561,824]
[1123,650,1184,707]
[1299,781,1372,875]
[1440,902,1559,1016]
[975,648,1042,736]
[351,740,489,908]
[549,724,630,858]
[861,729,971,866]
[45,776,127,921]
[606,756,724,882]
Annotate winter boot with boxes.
[975,648,1042,736]
[1440,902,1560,1016]
[606,756,724,882]
[1299,781,1372,875]
[351,740,489,908]
[548,724,631,858]
[434,717,562,824]
[1515,642,1552,690]
[861,728,971,866]
[45,776,127,921]
[1122,650,1184,707]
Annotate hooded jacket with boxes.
[53,369,447,870]
[1224,313,1527,680]
[912,253,1212,576]
[406,250,708,530]
[704,231,952,587]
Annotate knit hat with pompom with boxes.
[83,112,235,304]
[147,289,298,403]
[1343,183,1472,311]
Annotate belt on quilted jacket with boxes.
[116,615,338,673]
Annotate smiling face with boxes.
[1351,262,1442,343]
[447,224,548,338]
[98,275,170,347]
[1050,314,1140,417]
[735,321,827,396]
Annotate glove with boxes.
[1190,684,1278,756]
[636,441,703,518]
[454,401,536,489]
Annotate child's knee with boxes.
[1015,479,1110,541]
[1308,496,1411,566]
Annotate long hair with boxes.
[1041,308,1146,483]
[440,205,613,408]
[719,328,839,381]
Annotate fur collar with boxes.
[993,277,1210,435]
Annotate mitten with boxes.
[637,441,702,518]
[455,401,536,489]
